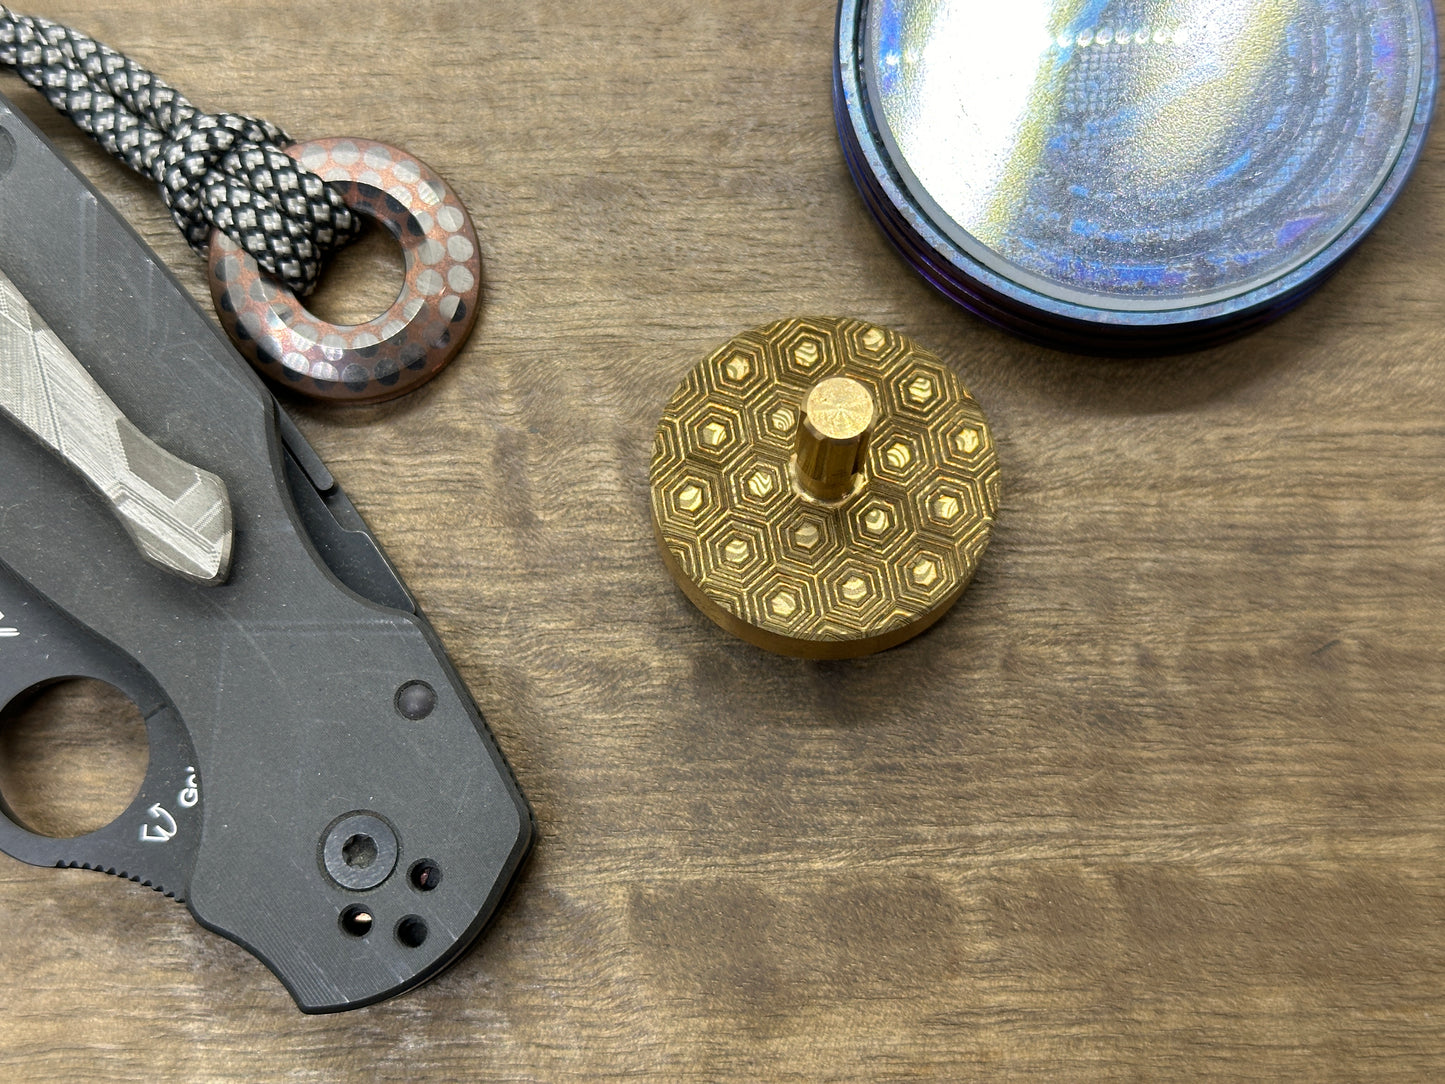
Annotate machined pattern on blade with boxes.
[0,269,232,585]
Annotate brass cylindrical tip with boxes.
[794,376,876,500]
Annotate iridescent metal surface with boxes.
[835,0,1438,352]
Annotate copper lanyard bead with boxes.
[650,316,1000,659]
[208,137,482,405]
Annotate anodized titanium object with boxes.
[835,0,1439,354]
[210,138,482,404]
[652,317,999,659]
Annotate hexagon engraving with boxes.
[885,441,913,470]
[724,354,752,383]
[911,557,940,588]
[769,588,800,619]
[677,483,705,513]
[724,536,752,565]
[932,493,961,522]
[906,375,936,406]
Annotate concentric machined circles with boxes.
[834,0,1438,354]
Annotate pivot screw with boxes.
[321,812,399,891]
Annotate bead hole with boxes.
[305,217,405,326]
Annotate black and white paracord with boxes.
[0,6,360,296]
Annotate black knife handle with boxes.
[0,89,532,1012]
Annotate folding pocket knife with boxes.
[0,91,532,1012]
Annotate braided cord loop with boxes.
[0,7,360,295]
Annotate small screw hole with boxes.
[340,905,374,937]
[396,915,429,948]
[409,859,443,892]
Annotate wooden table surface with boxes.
[0,2,1442,1079]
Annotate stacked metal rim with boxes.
[834,0,1438,355]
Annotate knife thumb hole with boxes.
[0,679,149,838]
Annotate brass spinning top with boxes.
[650,316,999,658]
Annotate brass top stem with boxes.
[793,376,875,501]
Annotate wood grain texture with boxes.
[0,1,1442,1079]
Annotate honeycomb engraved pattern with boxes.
[651,316,999,657]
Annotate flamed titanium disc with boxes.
[835,0,1438,353]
